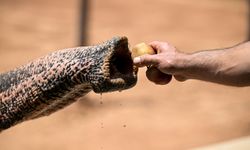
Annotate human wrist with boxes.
[180,49,225,81]
[170,52,193,78]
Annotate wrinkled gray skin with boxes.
[0,36,137,131]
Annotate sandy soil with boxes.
[0,0,250,149]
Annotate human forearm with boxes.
[178,41,250,86]
[133,41,250,86]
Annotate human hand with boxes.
[133,41,187,84]
[134,41,250,87]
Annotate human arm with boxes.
[133,41,250,87]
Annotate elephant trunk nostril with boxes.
[110,49,134,78]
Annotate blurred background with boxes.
[0,0,250,149]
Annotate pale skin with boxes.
[133,41,250,87]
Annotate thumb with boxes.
[133,54,159,67]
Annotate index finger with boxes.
[133,54,159,68]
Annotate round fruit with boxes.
[146,67,172,85]
[131,43,155,58]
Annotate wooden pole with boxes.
[248,0,250,40]
[79,0,89,46]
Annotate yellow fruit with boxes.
[131,43,155,58]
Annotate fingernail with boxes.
[133,57,141,64]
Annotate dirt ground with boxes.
[0,0,250,149]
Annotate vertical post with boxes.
[79,0,89,46]
[248,0,250,40]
